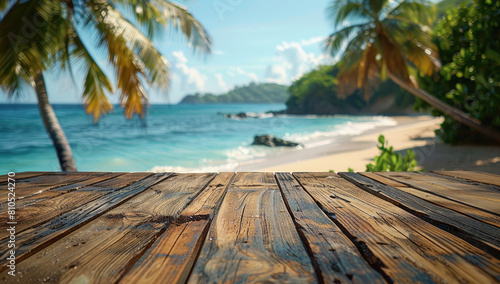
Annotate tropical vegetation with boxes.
[180,82,288,104]
[0,0,211,171]
[344,135,419,172]
[364,135,418,171]
[416,0,500,144]
[286,64,415,114]
[323,0,500,143]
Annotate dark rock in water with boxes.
[219,110,286,119]
[267,110,286,115]
[236,112,247,118]
[252,135,301,147]
[222,112,276,119]
[222,112,248,119]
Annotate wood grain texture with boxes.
[377,171,500,215]
[3,171,500,283]
[360,172,500,228]
[0,173,216,283]
[295,172,500,283]
[434,171,500,187]
[3,172,103,199]
[0,172,47,183]
[341,173,500,264]
[276,172,385,284]
[0,173,165,270]
[189,172,317,284]
[121,172,235,284]
[0,173,127,239]
[0,172,122,214]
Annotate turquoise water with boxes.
[0,104,395,172]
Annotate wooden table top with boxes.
[1,171,499,283]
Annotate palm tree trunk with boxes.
[34,69,77,172]
[388,72,500,144]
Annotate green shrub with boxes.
[416,0,500,144]
[364,135,419,172]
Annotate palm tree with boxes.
[0,0,211,171]
[324,0,500,143]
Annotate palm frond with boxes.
[81,0,168,118]
[386,0,435,26]
[326,0,442,106]
[383,17,440,75]
[0,0,65,95]
[82,61,114,123]
[0,0,13,13]
[110,0,211,53]
[378,29,411,85]
[337,31,371,69]
[327,0,372,28]
[83,0,170,86]
[153,0,211,53]
[71,34,114,122]
[334,32,380,98]
[357,43,379,100]
[109,0,162,38]
[0,72,32,98]
[323,23,371,57]
[368,0,389,15]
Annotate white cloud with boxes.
[213,50,225,55]
[300,36,325,46]
[233,67,258,82]
[264,65,287,84]
[214,73,228,91]
[264,41,333,84]
[170,51,206,91]
[171,51,187,63]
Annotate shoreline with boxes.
[236,115,500,174]
[235,115,442,172]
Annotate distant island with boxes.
[180,67,416,115]
[179,82,288,104]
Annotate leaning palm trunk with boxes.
[388,72,500,144]
[34,70,77,172]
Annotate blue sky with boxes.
[2,0,335,104]
[2,0,440,104]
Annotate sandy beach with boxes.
[237,115,500,174]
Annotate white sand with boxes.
[239,115,500,174]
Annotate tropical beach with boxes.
[2,0,500,282]
[3,104,499,174]
[2,0,499,176]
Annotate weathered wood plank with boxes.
[434,171,500,187]
[189,172,317,283]
[295,172,500,283]
[377,172,500,215]
[341,172,500,258]
[0,173,167,270]
[0,172,123,214]
[0,173,130,239]
[360,172,500,228]
[1,173,216,283]
[120,172,234,284]
[276,172,385,284]
[3,172,104,199]
[0,172,47,183]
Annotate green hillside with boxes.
[179,83,288,104]
[437,0,468,17]
[286,65,416,115]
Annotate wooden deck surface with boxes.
[1,171,499,283]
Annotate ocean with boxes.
[0,104,396,173]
